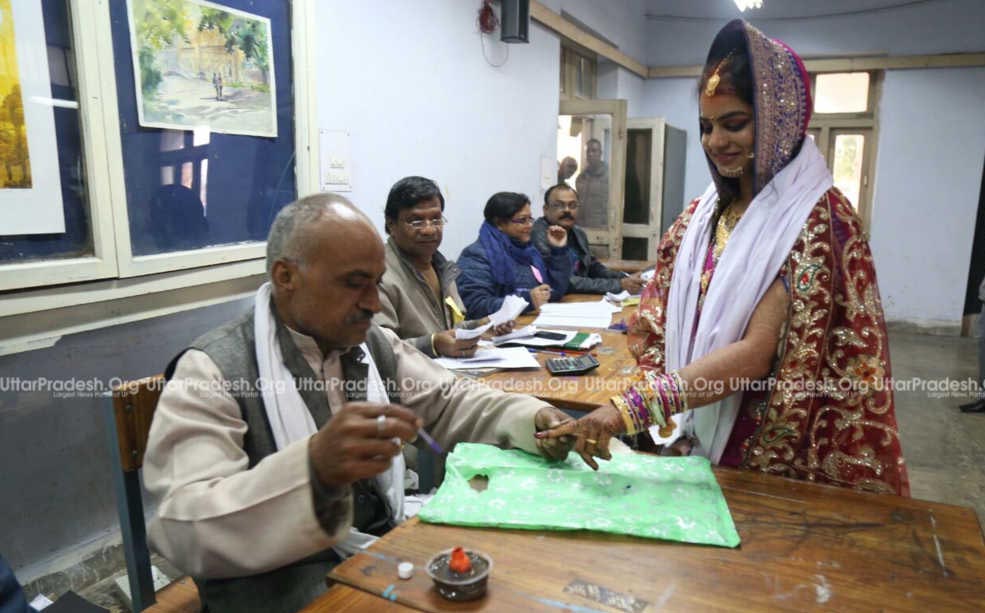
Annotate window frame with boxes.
[807,70,882,235]
[560,42,597,101]
[0,0,318,307]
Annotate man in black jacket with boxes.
[532,184,643,295]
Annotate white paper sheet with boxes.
[455,295,530,340]
[455,295,529,340]
[533,302,615,328]
[491,295,529,325]
[492,326,577,347]
[454,321,493,340]
[434,346,541,370]
[490,324,537,343]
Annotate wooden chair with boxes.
[104,376,199,612]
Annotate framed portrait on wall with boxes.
[0,0,65,235]
[126,0,277,138]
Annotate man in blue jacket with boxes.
[532,184,643,295]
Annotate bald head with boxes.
[267,193,386,351]
[266,193,377,277]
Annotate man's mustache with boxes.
[560,214,574,220]
[346,310,375,324]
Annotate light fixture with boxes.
[734,0,763,11]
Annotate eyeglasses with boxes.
[403,217,447,230]
[547,201,579,211]
[509,216,535,226]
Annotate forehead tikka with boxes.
[704,49,738,97]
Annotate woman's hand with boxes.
[534,404,625,470]
[529,284,552,310]
[547,224,568,248]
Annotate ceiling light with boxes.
[734,0,764,11]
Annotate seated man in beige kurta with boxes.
[376,175,511,359]
[142,194,574,613]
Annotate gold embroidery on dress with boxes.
[743,191,903,494]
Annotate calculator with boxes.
[545,354,600,376]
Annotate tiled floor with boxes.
[890,331,985,525]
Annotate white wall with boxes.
[314,0,649,260]
[869,67,985,326]
[546,0,649,63]
[598,61,646,116]
[635,77,705,203]
[638,2,985,327]
[315,1,560,259]
[646,0,985,65]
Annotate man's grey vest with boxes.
[164,312,400,613]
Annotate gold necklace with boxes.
[713,204,743,259]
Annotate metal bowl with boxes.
[424,548,493,601]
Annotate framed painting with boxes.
[126,0,277,137]
[0,0,65,235]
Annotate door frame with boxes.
[623,117,666,260]
[559,98,627,256]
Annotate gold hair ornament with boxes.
[705,49,737,97]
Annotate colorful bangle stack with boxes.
[610,370,689,436]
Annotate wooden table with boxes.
[299,584,417,612]
[478,328,635,410]
[599,259,653,274]
[325,466,985,612]
[478,294,636,410]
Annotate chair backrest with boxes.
[105,375,164,611]
[111,376,165,472]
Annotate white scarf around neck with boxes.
[661,139,833,462]
[253,282,404,554]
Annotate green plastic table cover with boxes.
[418,443,740,548]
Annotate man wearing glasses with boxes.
[377,176,512,358]
[533,183,644,295]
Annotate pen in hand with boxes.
[417,427,444,454]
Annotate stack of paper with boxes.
[533,301,616,328]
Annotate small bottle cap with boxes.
[397,561,414,580]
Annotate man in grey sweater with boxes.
[376,176,512,358]
[143,194,575,612]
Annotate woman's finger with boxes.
[578,448,599,471]
[596,431,613,461]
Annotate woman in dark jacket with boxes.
[457,192,571,318]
